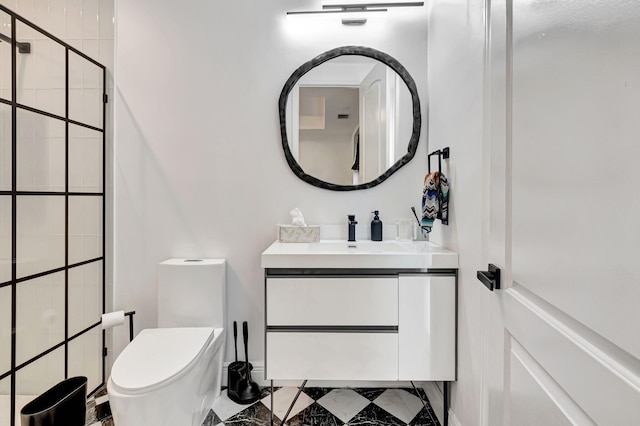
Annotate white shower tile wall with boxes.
[0,10,11,102]
[68,328,103,392]
[16,109,66,192]
[69,124,103,193]
[16,195,66,278]
[0,286,10,375]
[15,346,65,396]
[69,48,104,129]
[68,260,103,335]
[69,195,103,264]
[67,261,103,392]
[0,195,10,283]
[0,104,10,191]
[0,196,9,380]
[15,272,65,365]
[0,377,9,425]
[15,31,66,117]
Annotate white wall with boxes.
[299,135,353,186]
[426,0,486,425]
[113,0,428,364]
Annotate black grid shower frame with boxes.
[0,5,107,426]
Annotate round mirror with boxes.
[279,46,421,191]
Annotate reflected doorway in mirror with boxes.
[279,46,422,191]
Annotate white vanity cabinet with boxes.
[266,276,400,380]
[264,272,456,382]
[398,275,456,380]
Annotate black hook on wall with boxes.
[428,146,450,173]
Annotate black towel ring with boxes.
[428,147,450,173]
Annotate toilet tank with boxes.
[157,259,226,328]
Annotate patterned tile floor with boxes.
[87,386,440,426]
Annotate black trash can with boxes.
[20,376,87,426]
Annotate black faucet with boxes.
[347,215,358,242]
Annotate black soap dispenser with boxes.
[371,210,383,241]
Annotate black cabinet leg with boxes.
[443,381,449,426]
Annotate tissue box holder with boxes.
[278,225,320,243]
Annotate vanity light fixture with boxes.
[286,8,387,16]
[286,1,423,25]
[322,2,425,11]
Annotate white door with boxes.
[360,62,388,183]
[482,1,640,425]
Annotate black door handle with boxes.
[477,264,501,291]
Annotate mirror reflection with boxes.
[279,46,421,191]
[286,56,414,186]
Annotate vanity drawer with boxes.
[266,277,398,326]
[266,332,398,380]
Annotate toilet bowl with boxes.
[107,259,227,426]
[108,328,225,426]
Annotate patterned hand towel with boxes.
[421,172,440,233]
[439,172,449,225]
[421,171,450,231]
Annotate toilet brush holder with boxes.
[228,321,261,404]
[228,320,255,404]
[227,361,253,403]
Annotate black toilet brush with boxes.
[237,321,260,404]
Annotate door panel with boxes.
[510,339,593,426]
[511,0,640,359]
[505,286,639,425]
[484,0,640,424]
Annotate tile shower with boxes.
[0,2,112,424]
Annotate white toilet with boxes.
[107,259,226,426]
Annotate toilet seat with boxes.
[110,327,221,395]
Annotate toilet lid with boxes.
[110,327,215,393]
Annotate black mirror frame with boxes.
[279,46,422,191]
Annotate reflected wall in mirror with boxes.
[279,46,421,191]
